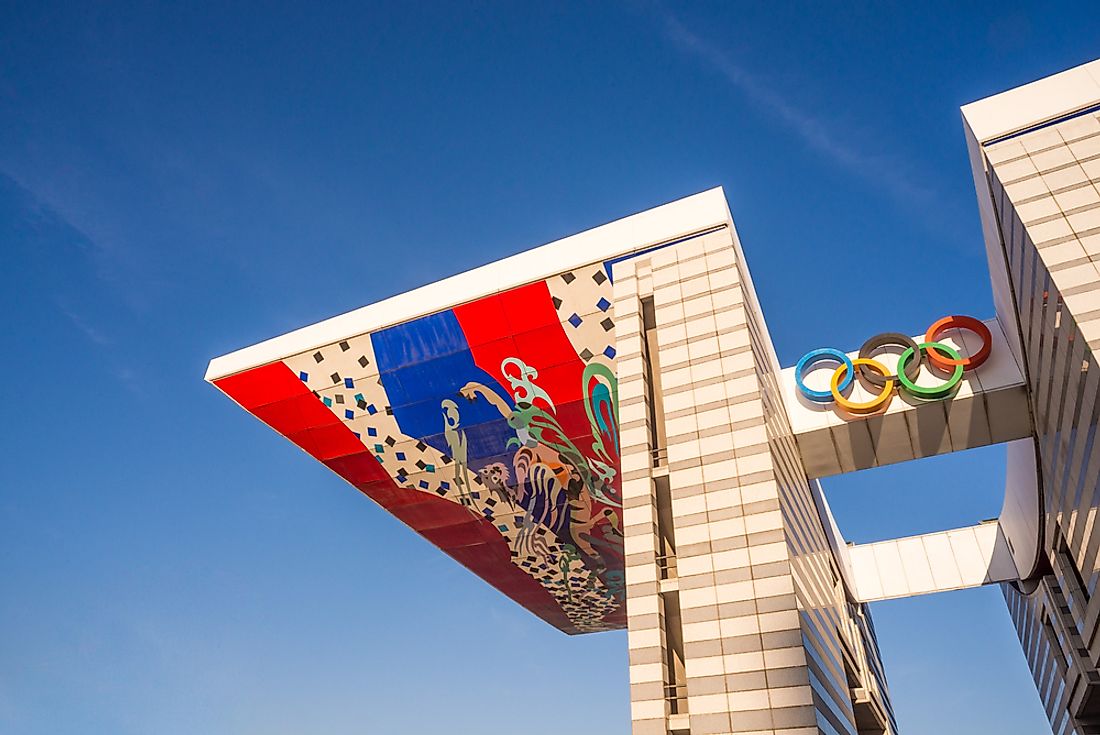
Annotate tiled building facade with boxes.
[968,82,1100,735]
[616,228,894,735]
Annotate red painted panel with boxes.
[454,281,586,406]
[214,361,308,409]
[445,542,575,632]
[390,498,479,531]
[499,282,560,333]
[420,519,500,549]
[512,324,576,369]
[252,393,339,435]
[447,293,509,347]
[323,452,391,488]
[215,358,583,634]
[286,423,367,461]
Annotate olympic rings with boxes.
[795,348,854,403]
[795,315,991,416]
[897,343,964,399]
[831,358,894,414]
[857,332,922,389]
[925,315,992,371]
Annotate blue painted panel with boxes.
[372,310,470,371]
[373,309,514,448]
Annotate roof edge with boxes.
[961,58,1100,144]
[206,187,732,381]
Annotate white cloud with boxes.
[658,8,945,214]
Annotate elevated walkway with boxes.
[780,317,1030,479]
[847,522,1019,602]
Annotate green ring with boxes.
[896,342,964,399]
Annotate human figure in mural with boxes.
[454,358,624,595]
[441,398,481,516]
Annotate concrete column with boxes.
[620,227,894,735]
[976,92,1100,735]
[618,252,676,735]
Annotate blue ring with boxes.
[795,348,854,403]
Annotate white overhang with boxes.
[205,187,733,382]
[961,58,1100,145]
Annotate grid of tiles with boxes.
[985,109,1100,734]
[1005,574,1097,734]
[727,229,896,735]
[212,269,626,634]
[619,228,895,735]
[656,231,814,735]
[618,249,671,734]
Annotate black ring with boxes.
[857,332,922,388]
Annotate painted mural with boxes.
[214,263,624,634]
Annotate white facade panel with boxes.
[850,524,1020,602]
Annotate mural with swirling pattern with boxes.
[213,263,623,633]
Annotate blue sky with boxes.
[2,3,1098,733]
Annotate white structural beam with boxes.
[849,522,1020,603]
[960,59,1100,145]
[781,317,1031,479]
[206,187,732,381]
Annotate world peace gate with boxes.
[207,59,1100,734]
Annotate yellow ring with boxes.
[830,358,893,414]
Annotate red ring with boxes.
[924,316,992,371]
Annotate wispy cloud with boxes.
[656,8,944,215]
[2,171,149,394]
[111,366,146,397]
[56,300,112,346]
